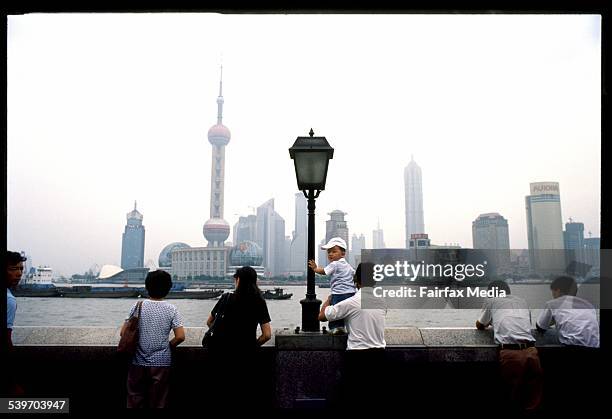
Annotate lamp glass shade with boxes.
[293,151,329,190]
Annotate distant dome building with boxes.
[229,241,264,267]
[158,242,191,267]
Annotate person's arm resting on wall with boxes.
[536,306,553,333]
[476,304,492,330]
[170,326,185,348]
[257,322,272,346]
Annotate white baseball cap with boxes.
[321,237,347,250]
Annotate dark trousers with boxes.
[126,364,171,408]
[328,292,356,330]
[499,347,543,412]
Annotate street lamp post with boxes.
[289,128,334,332]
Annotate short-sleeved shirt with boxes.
[325,289,386,350]
[7,289,17,329]
[125,300,184,367]
[210,292,271,350]
[536,295,599,348]
[324,258,356,295]
[477,295,535,345]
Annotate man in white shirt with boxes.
[319,263,386,350]
[535,276,600,415]
[536,276,599,348]
[318,262,386,406]
[476,280,542,413]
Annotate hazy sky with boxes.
[7,13,601,276]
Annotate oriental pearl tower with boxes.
[203,66,231,247]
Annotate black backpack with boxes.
[202,292,232,349]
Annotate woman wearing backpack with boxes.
[205,266,272,406]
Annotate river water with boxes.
[13,284,600,329]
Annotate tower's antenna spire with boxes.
[134,200,137,210]
[216,59,224,125]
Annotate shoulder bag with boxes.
[202,292,232,349]
[118,300,143,355]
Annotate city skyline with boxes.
[7,14,601,275]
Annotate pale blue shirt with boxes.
[7,289,17,329]
[324,257,357,295]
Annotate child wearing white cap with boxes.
[308,237,356,334]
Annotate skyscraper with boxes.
[203,66,231,248]
[233,215,257,244]
[372,221,386,249]
[256,199,286,277]
[525,182,565,275]
[289,192,308,275]
[351,233,366,267]
[325,210,349,256]
[472,213,510,250]
[584,235,600,273]
[404,156,425,248]
[472,213,511,273]
[121,201,145,269]
[564,220,585,266]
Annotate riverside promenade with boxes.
[11,326,602,413]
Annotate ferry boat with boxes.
[58,285,140,298]
[163,284,223,299]
[13,266,59,297]
[262,287,292,300]
[136,284,224,300]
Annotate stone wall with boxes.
[9,327,601,413]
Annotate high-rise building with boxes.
[233,215,257,244]
[372,221,386,249]
[121,201,145,269]
[404,156,425,248]
[256,199,286,277]
[203,66,231,248]
[283,235,292,277]
[326,210,349,259]
[472,213,511,273]
[525,182,565,275]
[351,234,366,267]
[472,213,510,249]
[564,220,585,266]
[584,236,600,273]
[318,238,328,268]
[289,192,308,275]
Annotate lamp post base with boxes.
[300,297,322,332]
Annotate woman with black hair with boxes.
[205,266,272,406]
[206,265,271,349]
[122,270,185,408]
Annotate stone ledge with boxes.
[12,326,562,347]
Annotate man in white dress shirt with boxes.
[536,276,599,348]
[318,262,386,406]
[476,280,542,413]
